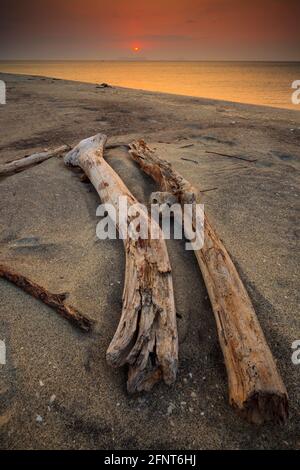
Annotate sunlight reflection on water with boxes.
[0,61,299,110]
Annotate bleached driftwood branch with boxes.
[0,264,94,332]
[129,140,288,424]
[0,145,70,176]
[64,134,178,393]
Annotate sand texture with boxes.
[0,73,299,449]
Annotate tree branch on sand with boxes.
[64,134,178,393]
[0,264,94,332]
[128,139,288,424]
[0,145,70,176]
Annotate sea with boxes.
[0,61,299,111]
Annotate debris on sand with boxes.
[97,83,111,89]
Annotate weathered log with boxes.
[64,134,178,393]
[0,145,70,176]
[0,264,94,332]
[129,140,288,424]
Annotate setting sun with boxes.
[133,46,140,52]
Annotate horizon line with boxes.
[0,59,300,63]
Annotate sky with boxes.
[0,0,299,60]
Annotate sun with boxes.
[133,46,140,53]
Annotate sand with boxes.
[0,72,299,450]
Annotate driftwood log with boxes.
[129,140,288,424]
[0,264,94,332]
[64,134,178,393]
[0,145,70,176]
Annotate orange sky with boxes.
[1,0,299,60]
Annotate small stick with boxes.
[0,264,94,332]
[206,151,257,163]
[199,187,218,193]
[0,145,70,176]
[180,157,199,164]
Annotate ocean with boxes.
[0,61,299,111]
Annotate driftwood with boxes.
[0,145,70,176]
[0,264,94,332]
[64,134,178,393]
[129,140,288,424]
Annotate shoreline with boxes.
[1,71,300,116]
[2,71,299,163]
[0,62,299,112]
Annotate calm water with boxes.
[0,61,299,110]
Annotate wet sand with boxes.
[0,73,299,449]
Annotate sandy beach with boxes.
[0,72,299,450]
